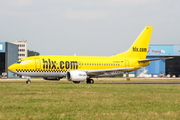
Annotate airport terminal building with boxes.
[11,40,28,60]
[136,45,180,77]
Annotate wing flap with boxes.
[86,67,141,76]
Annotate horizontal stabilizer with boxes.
[138,57,173,62]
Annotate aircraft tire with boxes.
[26,80,31,84]
[86,79,94,84]
[90,79,94,84]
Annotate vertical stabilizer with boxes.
[113,26,153,59]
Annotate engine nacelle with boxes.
[43,77,62,81]
[66,71,87,81]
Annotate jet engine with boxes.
[66,71,87,81]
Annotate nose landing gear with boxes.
[26,79,31,84]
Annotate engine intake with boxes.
[66,71,87,81]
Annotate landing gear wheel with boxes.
[90,79,94,84]
[73,81,80,84]
[26,80,31,84]
[86,79,94,84]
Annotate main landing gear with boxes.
[72,79,94,84]
[26,79,31,84]
[86,78,94,84]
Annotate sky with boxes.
[0,0,180,56]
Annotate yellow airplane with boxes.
[8,26,171,84]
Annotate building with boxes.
[0,42,18,78]
[136,45,180,77]
[11,40,27,60]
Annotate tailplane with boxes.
[113,26,153,59]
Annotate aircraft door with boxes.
[78,61,82,69]
[125,60,129,67]
[35,58,41,70]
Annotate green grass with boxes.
[0,82,180,119]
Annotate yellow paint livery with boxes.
[8,26,169,84]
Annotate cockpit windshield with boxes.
[16,60,28,65]
[20,61,28,65]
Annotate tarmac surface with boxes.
[1,81,180,85]
[1,78,180,84]
[95,82,180,84]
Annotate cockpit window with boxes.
[17,60,28,65]
[17,60,22,64]
[20,61,28,65]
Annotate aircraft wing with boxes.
[86,67,141,76]
[138,57,173,62]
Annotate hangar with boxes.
[136,45,180,77]
[0,42,18,78]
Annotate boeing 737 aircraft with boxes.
[8,26,171,84]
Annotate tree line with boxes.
[28,50,40,57]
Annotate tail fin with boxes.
[112,26,153,59]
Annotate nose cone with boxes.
[8,64,16,71]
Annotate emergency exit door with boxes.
[125,60,129,67]
[35,58,41,69]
